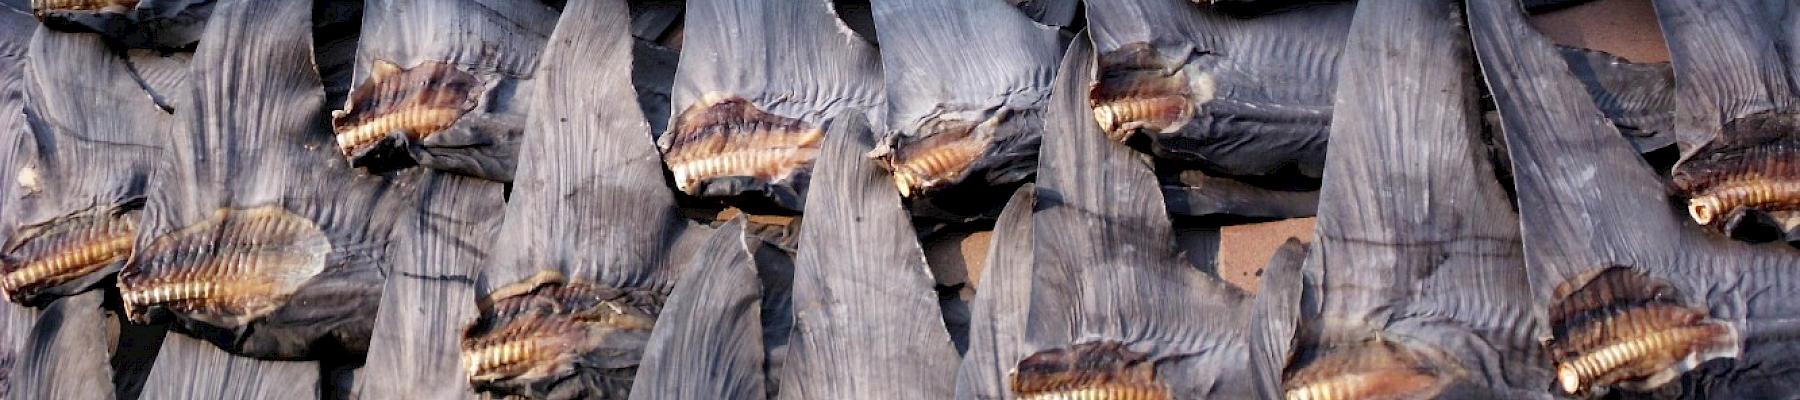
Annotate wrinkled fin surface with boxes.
[1248,239,1309,399]
[482,0,686,291]
[11,292,113,399]
[1557,45,1676,153]
[671,0,882,127]
[778,112,960,398]
[1653,0,1799,153]
[1026,32,1249,399]
[1470,0,1690,290]
[137,333,319,399]
[629,219,765,400]
[355,173,504,399]
[954,185,1035,400]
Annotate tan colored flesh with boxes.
[1283,340,1452,400]
[663,93,824,194]
[891,137,985,197]
[1090,44,1201,143]
[1,213,136,301]
[331,60,480,156]
[1555,324,1725,394]
[1092,96,1193,143]
[1010,341,1169,400]
[333,108,465,155]
[31,0,135,14]
[1685,177,1800,225]
[461,276,659,387]
[118,207,330,325]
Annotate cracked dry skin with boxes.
[1009,341,1171,400]
[1673,111,1800,231]
[881,116,999,197]
[30,0,136,15]
[1091,43,1206,144]
[1282,340,1456,400]
[461,270,662,399]
[661,93,824,197]
[331,60,482,160]
[1,203,138,304]
[118,206,330,327]
[1548,267,1729,395]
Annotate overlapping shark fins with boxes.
[953,184,1034,400]
[1010,33,1251,400]
[774,111,960,398]
[28,0,212,50]
[867,0,1064,221]
[1558,45,1676,154]
[1654,0,1800,243]
[628,218,766,400]
[137,332,322,399]
[2,26,167,306]
[660,0,883,214]
[459,0,715,397]
[1255,1,1552,398]
[331,0,561,180]
[355,172,505,399]
[1472,0,1800,396]
[1246,238,1307,399]
[122,0,408,360]
[1084,0,1350,180]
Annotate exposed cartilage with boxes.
[1009,341,1171,400]
[1282,339,1455,400]
[883,117,998,197]
[117,206,329,326]
[1548,267,1731,395]
[460,270,663,395]
[662,93,824,195]
[1673,111,1800,228]
[1,206,139,302]
[1090,43,1206,142]
[30,0,135,15]
[331,60,482,157]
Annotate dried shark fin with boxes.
[1247,238,1308,399]
[1558,46,1677,154]
[628,218,766,400]
[463,1,704,397]
[1472,0,1800,395]
[461,270,663,399]
[125,0,405,359]
[1085,0,1352,180]
[1018,32,1251,399]
[355,173,505,399]
[29,0,213,50]
[1159,169,1319,219]
[4,26,166,306]
[137,332,320,399]
[869,0,1064,219]
[334,0,561,181]
[776,111,961,398]
[661,0,883,214]
[9,292,115,399]
[480,0,691,292]
[1271,1,1549,397]
[954,184,1035,400]
[1656,0,1800,241]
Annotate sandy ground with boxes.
[925,0,1671,294]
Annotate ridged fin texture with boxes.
[776,112,961,399]
[1473,0,1800,395]
[1296,1,1548,396]
[1557,46,1675,153]
[481,0,691,292]
[670,0,883,135]
[1654,0,1800,156]
[355,173,505,399]
[10,292,114,399]
[629,219,767,400]
[137,333,319,399]
[953,185,1035,400]
[1024,32,1251,399]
